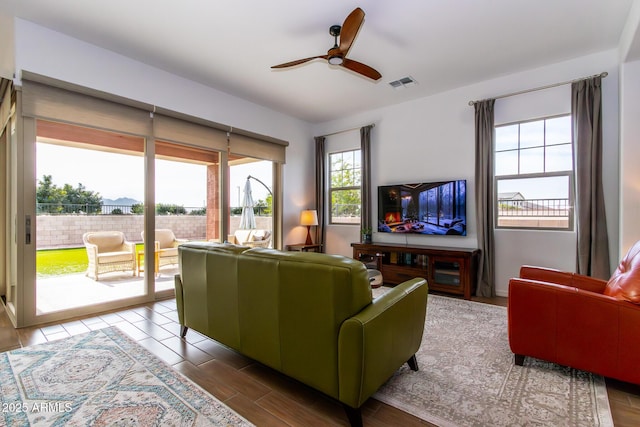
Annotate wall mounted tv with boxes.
[378,180,467,236]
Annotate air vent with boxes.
[388,76,418,90]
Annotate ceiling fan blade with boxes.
[342,58,381,81]
[339,7,365,55]
[271,55,327,69]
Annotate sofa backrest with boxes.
[177,241,372,397]
[83,231,126,253]
[605,240,640,304]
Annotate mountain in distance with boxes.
[102,197,140,206]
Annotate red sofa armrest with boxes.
[519,265,607,293]
[509,277,640,384]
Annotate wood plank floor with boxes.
[1,294,638,426]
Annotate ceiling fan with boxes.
[271,7,381,81]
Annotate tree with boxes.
[265,194,273,215]
[61,182,102,213]
[36,175,102,214]
[36,175,65,213]
[131,203,144,214]
[156,203,186,215]
[330,155,361,219]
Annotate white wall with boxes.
[0,13,14,80]
[12,19,314,247]
[619,59,640,254]
[313,50,621,296]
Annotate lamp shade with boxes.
[300,209,318,226]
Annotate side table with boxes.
[286,243,323,252]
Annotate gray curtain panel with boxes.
[360,125,373,232]
[474,99,496,297]
[572,77,610,279]
[315,136,326,251]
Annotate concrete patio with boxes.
[36,266,178,314]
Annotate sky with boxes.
[36,143,273,208]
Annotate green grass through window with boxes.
[37,244,144,277]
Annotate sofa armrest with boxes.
[508,277,621,373]
[338,278,428,408]
[520,265,607,293]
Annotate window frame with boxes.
[494,114,575,231]
[328,148,362,225]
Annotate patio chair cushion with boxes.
[85,232,129,253]
[156,229,181,249]
[97,251,137,264]
[227,229,272,248]
[159,247,179,257]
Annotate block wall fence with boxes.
[36,215,272,249]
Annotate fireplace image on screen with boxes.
[378,180,467,235]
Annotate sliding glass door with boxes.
[34,121,147,316]
[228,158,274,247]
[153,141,220,294]
[2,75,284,327]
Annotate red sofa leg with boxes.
[514,354,525,366]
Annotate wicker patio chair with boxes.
[141,229,187,272]
[82,231,136,280]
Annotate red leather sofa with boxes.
[508,241,640,385]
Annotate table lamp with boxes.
[300,209,318,245]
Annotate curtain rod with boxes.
[467,71,608,106]
[316,123,375,138]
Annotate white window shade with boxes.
[494,85,570,126]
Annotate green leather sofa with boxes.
[175,242,428,426]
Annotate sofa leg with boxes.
[407,354,419,371]
[343,405,363,427]
[180,326,189,338]
[514,354,525,366]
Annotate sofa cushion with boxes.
[604,240,640,304]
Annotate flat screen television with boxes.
[378,180,467,236]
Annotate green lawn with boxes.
[37,244,143,277]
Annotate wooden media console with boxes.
[351,242,480,299]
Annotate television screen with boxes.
[378,180,467,236]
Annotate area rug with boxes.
[0,327,253,426]
[373,294,613,427]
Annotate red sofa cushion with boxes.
[604,240,640,304]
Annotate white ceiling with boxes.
[0,0,637,123]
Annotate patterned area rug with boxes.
[373,294,613,427]
[0,327,253,426]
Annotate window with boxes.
[329,149,361,224]
[495,115,573,230]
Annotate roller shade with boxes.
[153,114,227,152]
[20,71,288,163]
[21,79,151,136]
[228,132,287,163]
[0,79,13,129]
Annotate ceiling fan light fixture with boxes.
[328,55,343,65]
